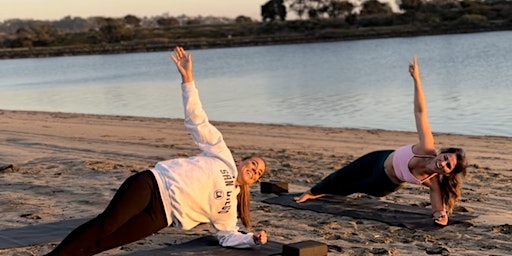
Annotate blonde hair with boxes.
[237,184,251,228]
[236,156,267,229]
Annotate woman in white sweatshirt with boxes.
[45,47,268,256]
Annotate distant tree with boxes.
[28,22,58,46]
[305,0,327,19]
[124,15,142,27]
[3,21,59,47]
[52,16,93,33]
[360,0,393,15]
[345,13,358,25]
[186,19,201,25]
[93,17,110,28]
[0,19,29,33]
[399,0,423,13]
[289,0,308,19]
[399,0,423,23]
[308,8,320,19]
[156,17,180,27]
[489,0,512,20]
[14,27,35,47]
[288,0,354,20]
[235,15,253,23]
[454,13,488,27]
[327,0,355,18]
[261,0,287,22]
[97,18,133,43]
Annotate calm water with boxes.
[1,31,511,137]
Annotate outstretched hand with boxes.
[409,55,420,81]
[294,190,325,203]
[171,46,194,83]
[253,230,267,245]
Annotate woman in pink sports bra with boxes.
[295,56,468,226]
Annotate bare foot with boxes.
[294,190,326,203]
[433,212,448,226]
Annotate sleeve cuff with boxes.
[181,81,195,88]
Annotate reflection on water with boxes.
[0,31,511,137]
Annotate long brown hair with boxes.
[439,148,467,213]
[237,184,252,228]
[236,156,267,229]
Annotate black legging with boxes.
[310,150,401,197]
[45,170,167,256]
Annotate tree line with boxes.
[0,0,511,58]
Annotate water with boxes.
[1,31,511,137]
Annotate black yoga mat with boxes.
[123,235,283,256]
[0,219,283,255]
[263,193,476,231]
[0,217,89,249]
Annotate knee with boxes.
[94,213,119,235]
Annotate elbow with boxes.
[414,105,426,114]
[414,109,426,118]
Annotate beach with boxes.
[0,109,511,255]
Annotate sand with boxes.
[0,109,510,255]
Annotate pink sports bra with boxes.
[392,144,437,184]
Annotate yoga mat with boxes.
[0,163,19,173]
[0,219,283,255]
[0,217,90,249]
[124,235,283,256]
[263,193,476,231]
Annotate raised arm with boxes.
[411,57,449,224]
[170,47,231,158]
[409,56,435,153]
[171,46,194,83]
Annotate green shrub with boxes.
[358,14,395,27]
[455,14,489,26]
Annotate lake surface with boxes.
[1,31,511,137]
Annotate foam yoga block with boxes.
[282,240,328,256]
[260,181,289,194]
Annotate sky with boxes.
[1,0,268,21]
[2,0,401,22]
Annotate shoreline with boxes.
[2,108,511,139]
[1,109,511,255]
[1,26,511,59]
[2,109,512,164]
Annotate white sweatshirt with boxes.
[150,81,256,248]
